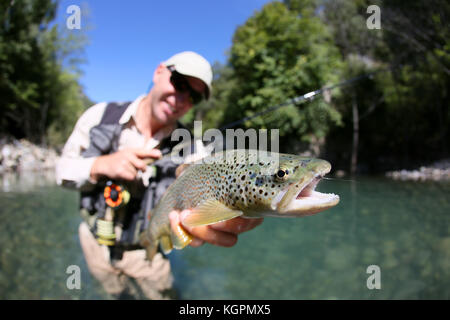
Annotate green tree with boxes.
[0,0,89,146]
[379,0,449,163]
[321,0,449,172]
[222,1,344,153]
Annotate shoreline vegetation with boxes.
[1,137,449,182]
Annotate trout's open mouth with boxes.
[272,171,339,216]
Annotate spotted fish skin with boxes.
[140,149,339,260]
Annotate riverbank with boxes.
[2,136,449,182]
[386,159,450,181]
[0,137,59,174]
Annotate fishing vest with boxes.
[79,101,190,249]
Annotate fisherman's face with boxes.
[150,64,206,125]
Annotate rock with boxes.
[0,137,60,174]
[335,170,346,178]
[386,159,450,181]
[1,145,12,158]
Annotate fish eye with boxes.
[275,169,288,180]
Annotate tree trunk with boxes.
[351,95,359,175]
[40,102,48,147]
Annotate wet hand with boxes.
[169,210,264,248]
[90,148,162,181]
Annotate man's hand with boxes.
[90,148,162,181]
[169,210,264,248]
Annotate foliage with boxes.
[320,0,449,171]
[201,0,449,171]
[0,0,90,146]
[216,1,344,151]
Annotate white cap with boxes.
[163,51,213,99]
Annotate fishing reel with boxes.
[103,181,130,209]
[96,181,131,246]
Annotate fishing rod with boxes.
[166,66,393,154]
[219,68,389,131]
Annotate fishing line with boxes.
[322,177,358,183]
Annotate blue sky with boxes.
[55,0,274,103]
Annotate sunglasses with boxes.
[167,66,204,105]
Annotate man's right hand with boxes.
[90,148,162,182]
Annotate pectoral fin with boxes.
[181,199,243,227]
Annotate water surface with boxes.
[0,171,448,299]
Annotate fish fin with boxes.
[139,231,158,261]
[171,223,193,249]
[175,163,190,178]
[159,235,173,254]
[182,199,243,227]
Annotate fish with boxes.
[140,149,339,260]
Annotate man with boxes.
[56,51,263,299]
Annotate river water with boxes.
[0,171,449,299]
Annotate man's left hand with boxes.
[168,210,264,248]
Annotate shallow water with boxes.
[0,171,449,299]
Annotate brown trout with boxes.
[140,150,339,260]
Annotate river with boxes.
[0,171,449,299]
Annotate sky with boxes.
[55,0,274,103]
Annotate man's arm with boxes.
[56,102,108,191]
[56,102,163,189]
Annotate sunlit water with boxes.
[0,171,449,299]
